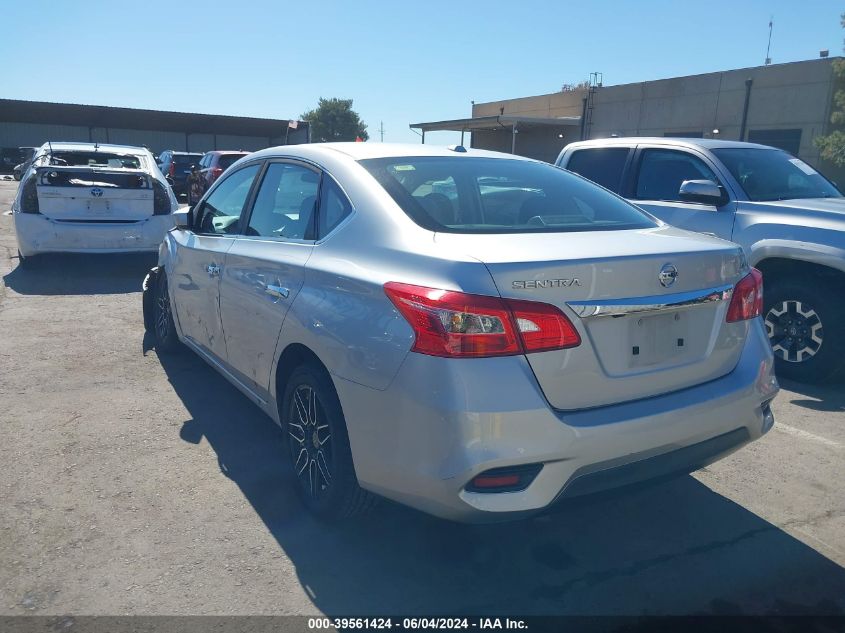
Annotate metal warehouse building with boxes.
[0,99,310,156]
[412,57,842,178]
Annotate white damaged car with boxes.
[12,142,178,265]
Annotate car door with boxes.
[169,163,261,361]
[218,160,321,396]
[629,146,735,239]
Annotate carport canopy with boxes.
[409,115,582,152]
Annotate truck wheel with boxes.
[763,279,845,383]
[282,362,377,520]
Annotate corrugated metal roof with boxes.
[0,99,306,137]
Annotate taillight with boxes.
[169,162,175,178]
[212,167,223,179]
[20,174,40,214]
[152,180,172,215]
[726,268,763,322]
[384,282,580,358]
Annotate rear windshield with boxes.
[712,148,841,202]
[174,154,203,165]
[218,154,247,169]
[47,151,142,169]
[360,156,657,233]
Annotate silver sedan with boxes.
[142,143,779,522]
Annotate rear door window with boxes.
[564,148,630,193]
[634,149,721,201]
[245,162,321,240]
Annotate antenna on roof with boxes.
[765,16,773,65]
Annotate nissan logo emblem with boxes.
[659,264,679,288]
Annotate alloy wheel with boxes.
[764,299,823,363]
[288,385,333,500]
[155,276,172,342]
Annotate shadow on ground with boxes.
[779,378,845,413]
[3,252,156,295]
[155,343,845,616]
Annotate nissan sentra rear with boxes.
[146,143,778,523]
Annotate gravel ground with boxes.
[0,179,843,616]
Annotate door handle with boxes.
[206,263,220,277]
[265,284,290,299]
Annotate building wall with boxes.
[471,58,839,174]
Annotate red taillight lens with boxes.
[169,162,175,178]
[726,268,763,322]
[212,167,223,179]
[384,282,580,358]
[506,298,581,353]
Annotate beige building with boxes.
[412,57,842,177]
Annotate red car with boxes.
[199,150,251,187]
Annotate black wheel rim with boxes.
[155,276,171,342]
[288,385,333,500]
[764,299,823,363]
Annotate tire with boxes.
[763,278,845,383]
[151,272,181,353]
[281,362,376,520]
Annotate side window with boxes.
[565,148,630,193]
[245,163,320,239]
[635,149,721,202]
[317,177,353,239]
[196,164,260,235]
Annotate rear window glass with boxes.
[360,156,656,234]
[218,154,247,169]
[47,152,142,169]
[564,148,630,193]
[174,154,203,165]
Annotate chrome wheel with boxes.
[765,299,823,363]
[155,276,172,343]
[288,385,333,500]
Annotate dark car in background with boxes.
[157,150,204,196]
[198,150,250,187]
[3,146,36,177]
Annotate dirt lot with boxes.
[0,178,843,616]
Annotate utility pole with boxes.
[765,17,773,65]
[379,121,385,142]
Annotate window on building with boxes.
[564,148,630,193]
[747,129,802,156]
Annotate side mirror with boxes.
[173,207,193,230]
[679,179,724,205]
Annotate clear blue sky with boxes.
[1,0,842,145]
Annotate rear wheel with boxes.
[152,273,180,353]
[282,363,376,520]
[764,279,845,383]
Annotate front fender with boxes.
[747,238,845,274]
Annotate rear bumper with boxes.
[333,320,778,523]
[14,212,175,256]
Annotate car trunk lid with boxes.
[434,226,748,410]
[35,166,154,221]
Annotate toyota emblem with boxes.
[90,187,104,198]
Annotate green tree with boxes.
[815,14,845,165]
[302,98,369,143]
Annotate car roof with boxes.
[38,141,150,154]
[248,142,536,163]
[208,150,250,155]
[564,137,774,151]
